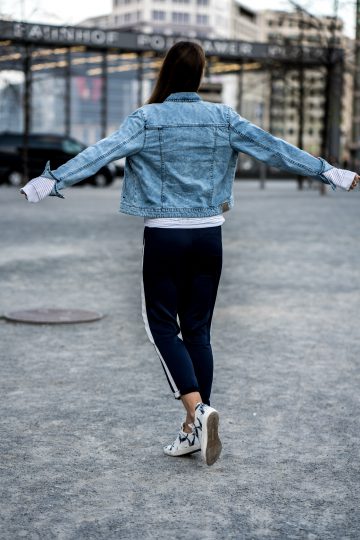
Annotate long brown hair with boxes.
[147,41,206,104]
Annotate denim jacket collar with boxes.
[164,92,202,102]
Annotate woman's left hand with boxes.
[19,176,55,202]
[349,174,360,190]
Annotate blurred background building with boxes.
[257,8,352,159]
[81,0,258,41]
[80,0,259,112]
[0,0,354,171]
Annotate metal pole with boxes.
[320,7,343,193]
[137,52,143,108]
[319,56,343,194]
[258,96,266,189]
[237,60,243,114]
[22,44,31,182]
[351,0,360,170]
[236,61,244,182]
[64,48,71,137]
[253,75,267,190]
[268,69,277,189]
[297,12,305,190]
[324,53,343,163]
[101,50,108,139]
[319,59,331,196]
[269,68,285,185]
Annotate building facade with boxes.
[82,0,257,41]
[257,9,351,161]
[80,0,259,111]
[0,3,352,167]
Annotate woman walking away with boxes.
[20,41,360,466]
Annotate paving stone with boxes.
[1,180,359,539]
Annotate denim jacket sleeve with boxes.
[43,108,146,198]
[227,106,336,190]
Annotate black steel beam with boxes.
[0,19,342,66]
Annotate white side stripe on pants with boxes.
[141,243,181,399]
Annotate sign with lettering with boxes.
[0,19,342,64]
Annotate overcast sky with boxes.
[0,0,356,37]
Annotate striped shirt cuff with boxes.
[323,168,356,191]
[20,176,56,203]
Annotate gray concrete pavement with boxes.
[1,180,360,539]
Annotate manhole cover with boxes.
[3,308,104,324]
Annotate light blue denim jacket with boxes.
[43,91,336,217]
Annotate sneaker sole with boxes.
[164,446,201,457]
[201,410,222,466]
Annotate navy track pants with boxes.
[141,225,222,405]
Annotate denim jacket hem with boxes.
[119,199,234,218]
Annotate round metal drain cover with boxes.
[3,308,104,324]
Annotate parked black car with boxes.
[0,132,121,187]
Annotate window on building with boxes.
[124,12,132,22]
[173,0,190,3]
[196,14,208,25]
[237,5,255,21]
[152,10,166,21]
[197,0,209,5]
[172,12,190,24]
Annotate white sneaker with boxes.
[194,402,222,466]
[163,422,201,457]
